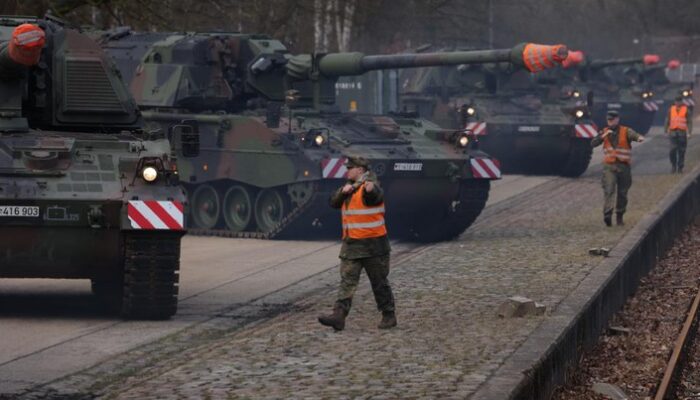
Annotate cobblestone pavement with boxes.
[22,132,700,399]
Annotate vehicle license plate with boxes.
[0,206,40,217]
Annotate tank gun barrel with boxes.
[589,54,660,70]
[288,43,568,78]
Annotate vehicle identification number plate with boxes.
[517,126,540,132]
[0,206,40,217]
[393,163,423,171]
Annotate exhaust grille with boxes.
[64,59,126,114]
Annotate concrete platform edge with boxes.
[471,166,700,400]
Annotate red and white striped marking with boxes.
[128,200,184,230]
[643,101,659,112]
[470,158,501,179]
[465,121,487,136]
[683,98,696,107]
[321,157,348,179]
[575,123,598,138]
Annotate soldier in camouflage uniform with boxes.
[591,110,645,226]
[665,96,693,173]
[318,157,396,331]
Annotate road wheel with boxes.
[223,185,253,232]
[191,184,220,229]
[254,188,286,233]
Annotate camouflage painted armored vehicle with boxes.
[0,17,188,319]
[398,47,596,177]
[585,55,660,134]
[98,29,565,242]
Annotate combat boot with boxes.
[318,306,347,331]
[616,213,624,226]
[604,214,612,227]
[378,311,397,329]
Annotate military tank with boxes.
[398,47,596,177]
[0,17,189,319]
[585,55,660,134]
[97,29,566,242]
[645,60,695,126]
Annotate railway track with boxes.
[662,287,700,399]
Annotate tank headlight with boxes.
[683,90,690,97]
[575,110,585,118]
[142,166,158,182]
[458,135,469,147]
[314,134,325,146]
[573,90,581,98]
[466,107,476,116]
[642,92,649,99]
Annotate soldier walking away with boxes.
[591,110,645,227]
[665,96,693,173]
[318,157,396,331]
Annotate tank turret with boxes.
[0,17,141,133]
[98,30,565,112]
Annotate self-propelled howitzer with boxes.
[394,46,596,177]
[100,30,566,242]
[584,54,661,133]
[0,17,188,319]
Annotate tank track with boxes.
[187,188,315,239]
[120,231,182,320]
[560,139,594,177]
[396,179,490,242]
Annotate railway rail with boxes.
[655,286,700,399]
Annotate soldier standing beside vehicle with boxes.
[318,157,397,331]
[665,96,693,173]
[591,110,645,227]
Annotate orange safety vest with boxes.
[341,184,387,239]
[603,126,632,164]
[669,105,689,131]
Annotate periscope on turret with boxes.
[0,17,189,320]
[98,29,566,242]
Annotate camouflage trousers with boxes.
[336,254,395,314]
[602,163,632,216]
[669,130,688,171]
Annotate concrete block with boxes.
[497,296,543,318]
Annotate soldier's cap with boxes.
[675,96,684,102]
[606,110,620,118]
[344,156,370,169]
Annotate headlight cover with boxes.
[458,135,469,147]
[142,166,158,182]
[314,134,325,146]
